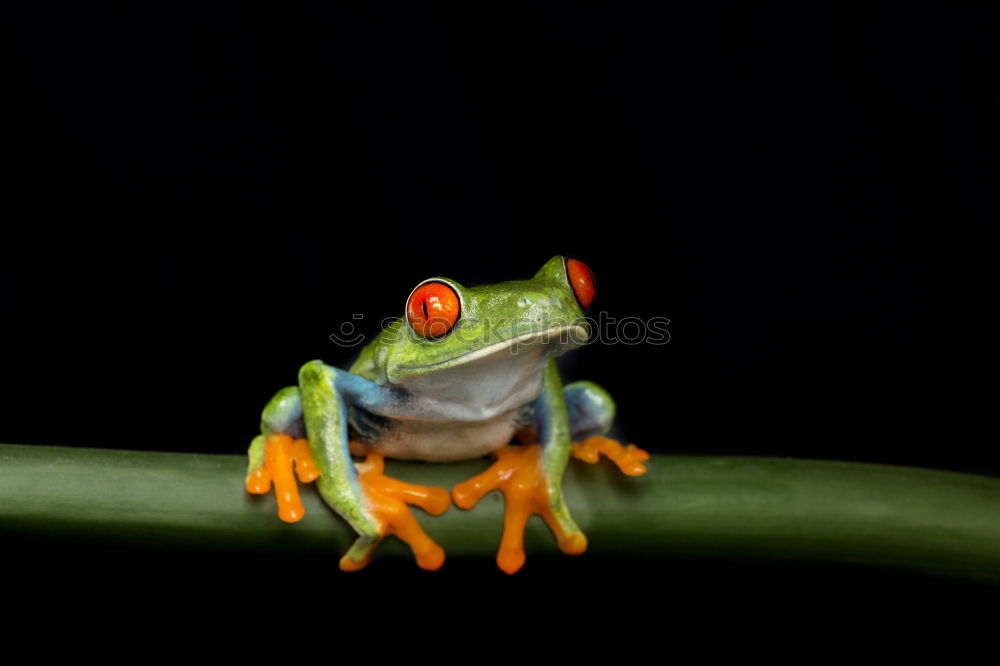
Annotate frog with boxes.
[245,255,649,574]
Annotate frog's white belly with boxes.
[368,346,552,461]
[393,347,547,422]
[371,408,525,462]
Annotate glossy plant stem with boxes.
[2,443,999,581]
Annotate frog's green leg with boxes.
[296,361,451,571]
[565,381,649,475]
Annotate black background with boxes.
[3,2,999,603]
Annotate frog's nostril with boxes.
[517,297,530,307]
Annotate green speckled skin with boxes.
[297,362,381,551]
[538,358,580,538]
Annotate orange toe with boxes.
[571,435,649,476]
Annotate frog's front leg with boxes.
[246,361,451,571]
[453,359,648,574]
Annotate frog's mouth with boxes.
[394,324,589,373]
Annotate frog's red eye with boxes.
[406,281,461,338]
[566,259,595,308]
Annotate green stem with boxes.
[2,443,999,582]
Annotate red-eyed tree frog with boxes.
[245,256,648,573]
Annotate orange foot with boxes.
[571,435,649,476]
[342,452,452,572]
[453,444,587,575]
[246,434,319,522]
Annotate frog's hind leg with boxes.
[245,386,318,522]
[565,381,648,476]
[565,380,615,440]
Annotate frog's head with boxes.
[384,255,596,385]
